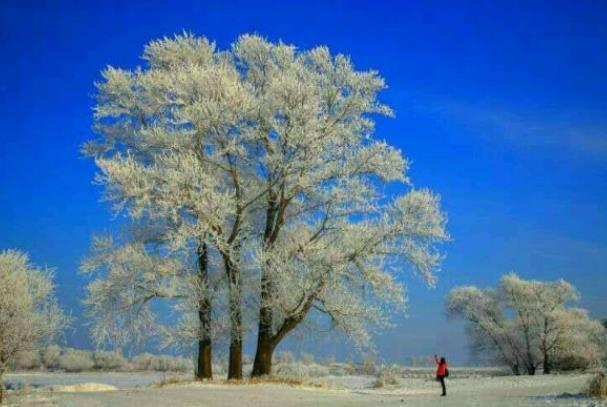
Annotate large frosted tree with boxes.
[83,33,449,379]
[83,34,260,379]
[0,250,67,402]
[227,35,448,375]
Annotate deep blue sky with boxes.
[1,0,606,364]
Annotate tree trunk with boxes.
[523,333,536,376]
[196,243,213,380]
[223,252,243,380]
[196,337,212,380]
[228,338,243,380]
[252,271,274,377]
[0,370,4,404]
[542,319,550,375]
[251,319,274,376]
[252,272,318,377]
[511,364,520,375]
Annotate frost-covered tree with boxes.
[548,308,607,371]
[222,35,448,376]
[83,34,261,379]
[499,273,581,374]
[447,273,606,375]
[0,250,67,402]
[251,189,447,375]
[83,33,449,379]
[446,286,524,374]
[80,223,231,380]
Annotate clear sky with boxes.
[1,0,606,364]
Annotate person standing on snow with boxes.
[434,354,448,396]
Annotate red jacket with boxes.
[435,356,447,377]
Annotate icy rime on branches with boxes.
[81,33,449,379]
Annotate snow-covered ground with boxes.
[5,371,174,390]
[4,372,605,406]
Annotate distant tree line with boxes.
[9,346,191,373]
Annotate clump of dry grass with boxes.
[223,376,303,386]
[221,375,330,389]
[373,365,401,388]
[155,373,192,387]
[19,380,30,397]
[587,372,607,399]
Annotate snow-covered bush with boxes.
[93,351,127,370]
[131,353,191,372]
[274,351,295,365]
[42,345,61,369]
[131,353,156,371]
[328,363,351,376]
[342,362,357,375]
[273,362,329,378]
[588,372,607,399]
[59,349,95,372]
[323,355,336,366]
[213,362,227,377]
[12,350,42,370]
[157,355,191,372]
[301,353,315,366]
[306,364,330,377]
[553,354,595,371]
[373,365,401,388]
[362,353,377,375]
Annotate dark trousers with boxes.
[438,376,446,395]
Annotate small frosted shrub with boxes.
[362,353,377,375]
[274,362,306,378]
[274,351,295,365]
[305,364,330,377]
[329,364,349,376]
[59,349,95,372]
[213,356,228,376]
[301,353,315,366]
[373,365,401,388]
[93,351,127,370]
[323,355,336,366]
[273,362,329,378]
[12,350,42,370]
[213,362,227,376]
[131,353,190,372]
[43,345,62,369]
[131,353,155,371]
[343,362,357,375]
[588,372,607,399]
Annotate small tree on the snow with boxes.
[447,273,606,375]
[0,250,67,402]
